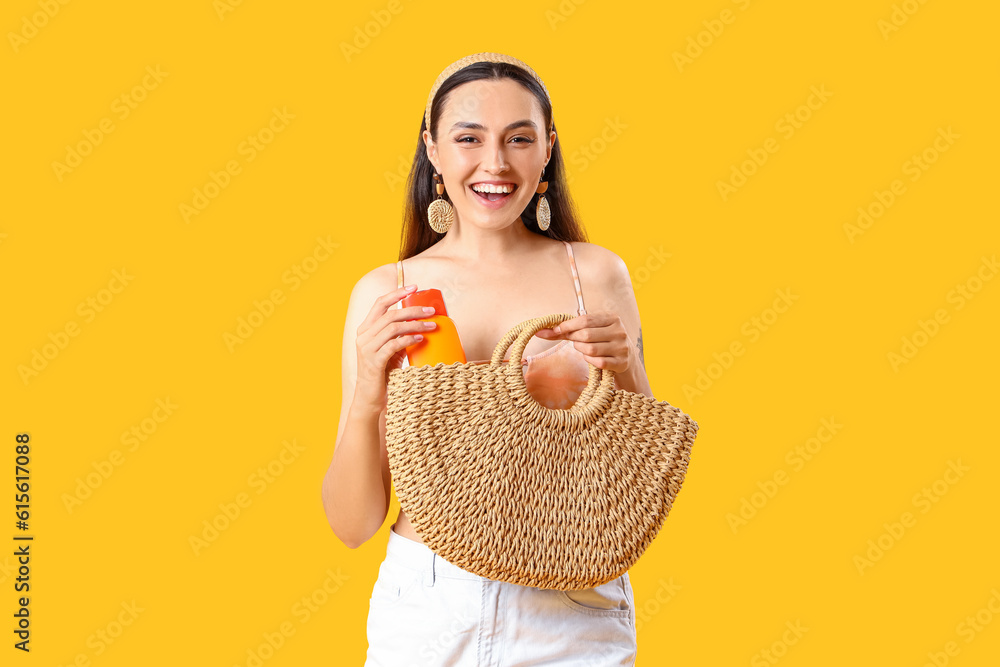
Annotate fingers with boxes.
[364,296,438,363]
[535,326,562,337]
[356,285,429,372]
[358,284,418,335]
[537,314,628,350]
[536,316,577,339]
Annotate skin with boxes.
[326,77,653,548]
[422,78,642,377]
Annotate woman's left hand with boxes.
[535,312,633,374]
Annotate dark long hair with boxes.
[399,61,587,261]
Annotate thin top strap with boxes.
[396,260,404,309]
[563,241,587,316]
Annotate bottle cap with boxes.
[401,288,447,316]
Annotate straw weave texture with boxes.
[385,312,699,590]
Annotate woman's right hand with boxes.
[353,285,437,414]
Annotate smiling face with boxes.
[424,78,555,231]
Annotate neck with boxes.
[434,214,541,265]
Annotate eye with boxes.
[454,136,535,144]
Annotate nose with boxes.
[483,138,508,173]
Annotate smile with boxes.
[469,182,517,206]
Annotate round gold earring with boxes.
[535,170,551,231]
[427,172,454,233]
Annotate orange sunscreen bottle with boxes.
[401,288,467,366]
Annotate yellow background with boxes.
[3,0,998,664]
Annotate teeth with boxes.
[471,183,514,194]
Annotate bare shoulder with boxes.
[567,241,629,284]
[352,261,398,297]
[344,262,400,327]
[566,241,634,315]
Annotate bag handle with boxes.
[489,313,616,424]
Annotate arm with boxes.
[615,326,652,398]
[320,270,393,549]
[603,252,654,399]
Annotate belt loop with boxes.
[425,553,437,587]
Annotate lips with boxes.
[474,189,511,202]
[470,183,517,203]
[469,184,517,210]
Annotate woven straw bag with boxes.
[385,312,699,591]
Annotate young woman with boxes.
[322,52,653,665]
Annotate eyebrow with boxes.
[449,120,538,133]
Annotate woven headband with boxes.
[424,52,553,135]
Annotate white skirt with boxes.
[364,523,638,666]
